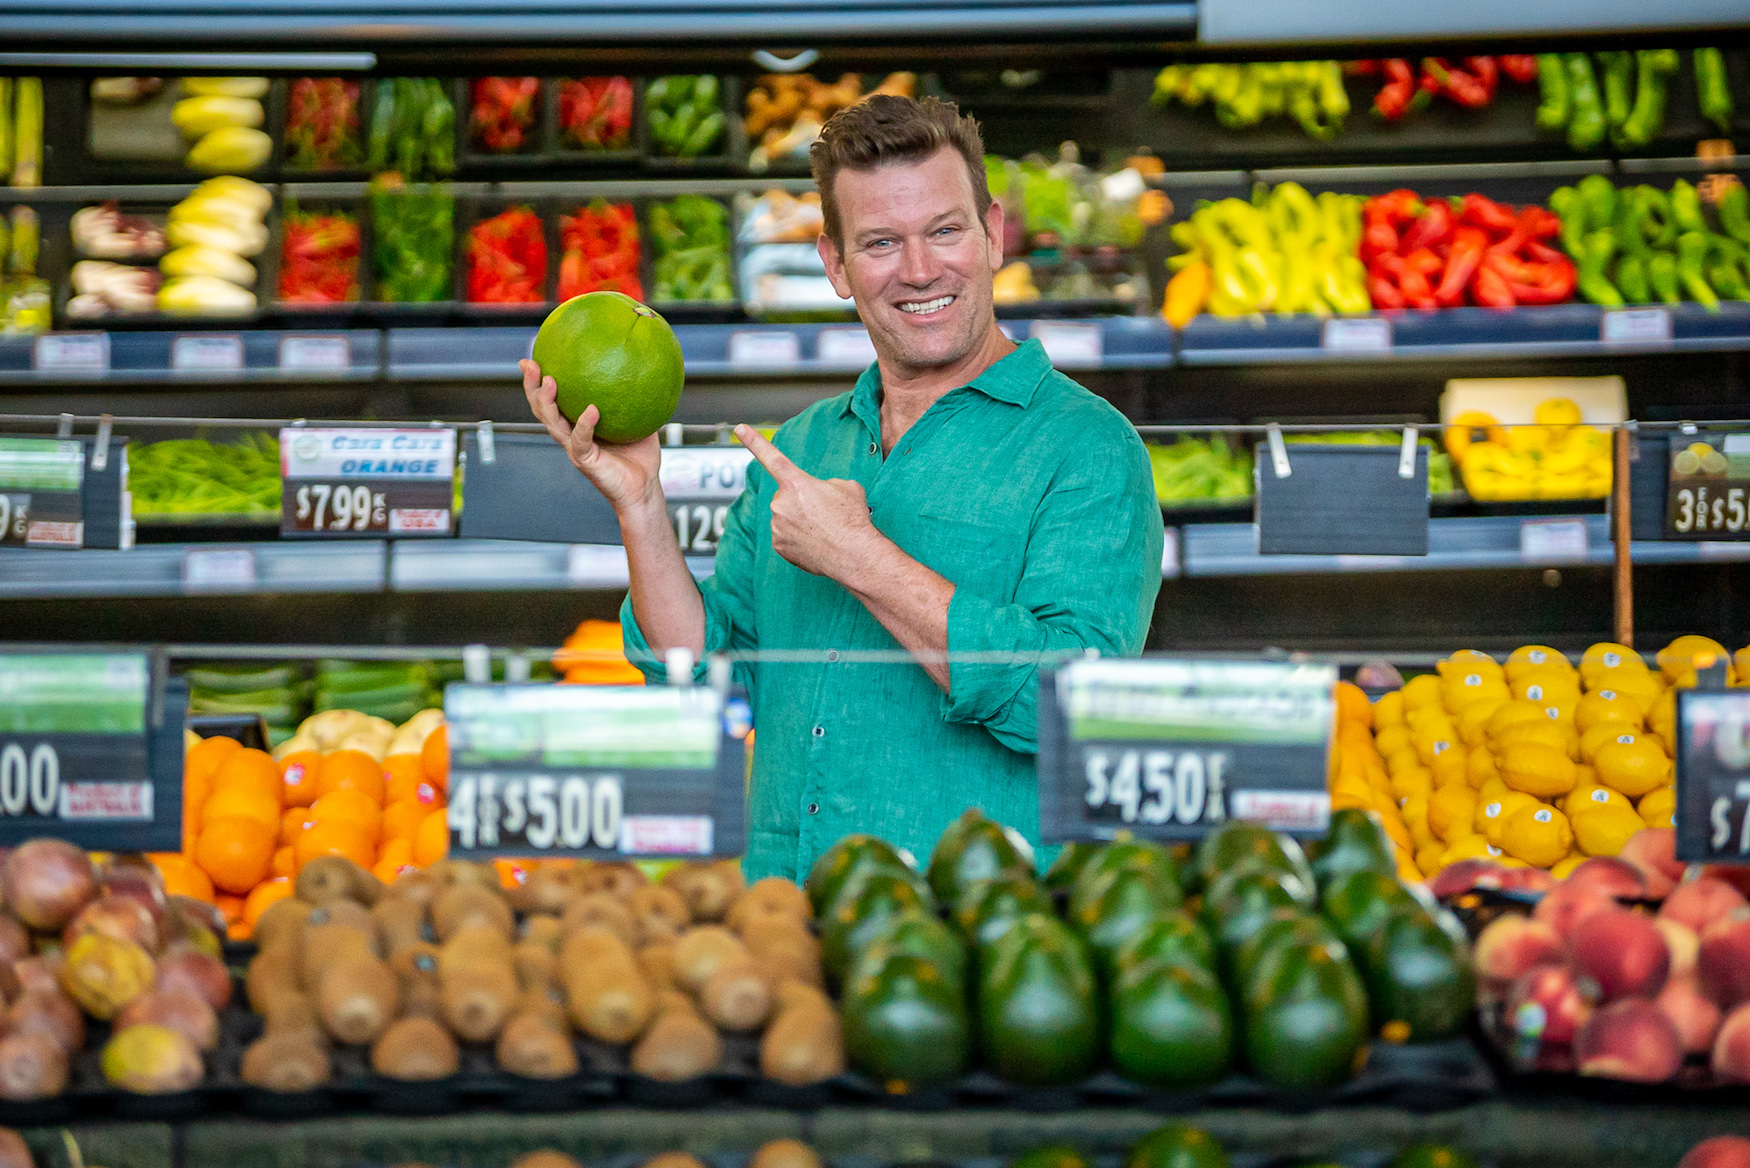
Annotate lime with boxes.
[531,291,683,444]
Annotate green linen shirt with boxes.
[622,338,1162,881]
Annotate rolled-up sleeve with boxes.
[939,420,1162,753]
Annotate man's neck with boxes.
[876,321,1015,454]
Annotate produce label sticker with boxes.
[661,446,754,558]
[0,651,183,849]
[1675,689,1750,862]
[442,683,746,859]
[1666,434,1750,539]
[0,438,84,549]
[280,427,456,538]
[1037,657,1335,842]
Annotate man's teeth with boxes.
[899,296,953,314]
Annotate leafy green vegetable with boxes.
[129,433,281,517]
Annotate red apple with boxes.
[3,840,95,931]
[156,946,231,1011]
[1657,918,1702,979]
[1507,963,1593,1048]
[1712,1002,1750,1083]
[1679,1136,1750,1168]
[1571,908,1670,1002]
[1657,973,1723,1055]
[1700,911,1750,1008]
[1427,859,1509,899]
[1619,829,1684,899]
[63,893,159,953]
[1575,999,1684,1082]
[1534,882,1619,939]
[1663,878,1749,934]
[1564,856,1647,899]
[1475,914,1566,989]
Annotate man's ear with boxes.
[984,199,1006,273]
[818,233,854,300]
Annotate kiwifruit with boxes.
[439,923,513,974]
[558,924,632,970]
[513,940,557,991]
[743,922,824,989]
[428,859,497,891]
[506,866,582,916]
[431,884,514,941]
[297,922,376,990]
[372,895,430,957]
[386,870,441,908]
[750,1140,823,1168]
[578,861,646,897]
[306,899,375,933]
[700,957,774,1032]
[440,960,517,1042]
[509,1152,582,1168]
[260,990,327,1044]
[370,1016,459,1080]
[0,1032,68,1100]
[629,997,721,1081]
[241,1030,332,1092]
[296,855,382,907]
[521,915,563,951]
[774,981,833,1015]
[629,886,690,944]
[390,942,443,991]
[728,878,812,933]
[317,955,400,1045]
[644,1154,709,1168]
[252,897,314,954]
[759,995,844,1086]
[662,861,744,923]
[402,977,443,1021]
[562,937,654,1044]
[246,945,300,1013]
[0,1126,31,1168]
[673,926,747,993]
[496,1009,580,1079]
[637,942,677,993]
[558,893,636,945]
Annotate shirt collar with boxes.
[841,336,1052,426]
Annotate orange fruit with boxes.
[383,754,426,804]
[382,799,426,842]
[185,734,241,787]
[215,894,246,924]
[374,837,414,877]
[494,858,532,889]
[201,784,281,836]
[317,750,386,804]
[280,806,317,846]
[421,725,449,792]
[181,768,209,853]
[194,815,276,895]
[311,789,384,842]
[212,747,284,806]
[152,853,215,902]
[294,819,375,870]
[242,878,294,932]
[272,846,295,879]
[412,808,450,867]
[280,750,324,808]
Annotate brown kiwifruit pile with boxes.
[241,856,842,1090]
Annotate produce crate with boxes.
[456,194,556,317]
[458,78,550,170]
[73,76,286,186]
[644,194,742,319]
[549,77,645,165]
[643,76,748,172]
[264,184,370,318]
[278,78,376,181]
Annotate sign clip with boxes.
[56,413,73,439]
[477,419,496,465]
[1266,424,1291,478]
[1398,426,1417,479]
[462,644,491,684]
[91,414,112,472]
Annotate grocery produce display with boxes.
[471,78,541,155]
[741,72,915,171]
[371,179,454,303]
[283,78,362,172]
[1444,399,1613,501]
[1165,182,1366,322]
[1556,175,1750,310]
[465,205,548,305]
[128,434,281,521]
[646,76,728,161]
[557,77,634,153]
[0,206,49,334]
[649,196,735,303]
[368,79,456,178]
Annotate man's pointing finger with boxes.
[735,425,809,487]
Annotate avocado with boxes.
[1124,1125,1231,1168]
[1305,808,1397,891]
[1109,959,1234,1089]
[1319,869,1432,954]
[954,876,1055,949]
[806,834,909,916]
[1241,940,1370,1089]
[1042,842,1098,891]
[1069,839,1181,919]
[1070,865,1182,973]
[851,908,968,992]
[1010,1147,1091,1168]
[1113,911,1217,978]
[1203,862,1315,963]
[820,869,931,986]
[1230,910,1339,998]
[978,912,1100,1086]
[842,950,969,1088]
[928,809,1030,902]
[1194,821,1315,893]
[1358,906,1475,1042]
[1388,1145,1479,1168]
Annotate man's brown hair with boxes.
[810,94,990,250]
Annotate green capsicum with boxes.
[1618,50,1679,148]
[1596,51,1634,133]
[1672,179,1708,234]
[1648,251,1682,304]
[1704,237,1750,302]
[1549,185,1587,256]
[1565,54,1607,151]
[1576,230,1625,307]
[1535,53,1571,131]
[1677,230,1721,310]
[1718,181,1750,247]
[1615,253,1651,303]
[1695,48,1735,134]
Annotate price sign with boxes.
[1674,689,1750,862]
[32,333,109,375]
[170,335,244,373]
[817,327,878,368]
[0,652,183,849]
[660,446,754,558]
[1602,308,1673,346]
[281,427,455,538]
[1032,322,1103,370]
[1321,317,1392,353]
[1666,434,1750,539]
[0,438,84,548]
[1520,518,1590,563]
[443,683,746,859]
[278,335,351,372]
[728,330,800,368]
[1037,657,1335,842]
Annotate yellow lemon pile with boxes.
[1327,680,1427,885]
[1445,398,1613,501]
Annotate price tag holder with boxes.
[728,330,800,368]
[1674,687,1750,862]
[0,651,184,850]
[1255,443,1430,556]
[1031,322,1104,370]
[1520,518,1590,563]
[0,438,85,548]
[1037,657,1336,843]
[32,333,110,376]
[1667,433,1750,539]
[1602,308,1673,346]
[278,335,351,372]
[183,548,255,591]
[817,327,878,368]
[170,334,244,373]
[281,427,455,538]
[661,446,754,558]
[1321,317,1392,353]
[443,683,746,859]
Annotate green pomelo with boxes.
[531,291,684,444]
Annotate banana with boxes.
[165,217,267,257]
[180,77,269,99]
[158,275,257,316]
[184,126,272,174]
[159,245,257,287]
[172,96,264,137]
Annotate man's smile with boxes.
[896,294,956,316]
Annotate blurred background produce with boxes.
[129,433,281,521]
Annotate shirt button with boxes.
[812,725,825,738]
[807,802,819,815]
[826,650,839,662]
[868,442,877,454]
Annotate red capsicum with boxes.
[1373,59,1432,121]
[466,205,547,304]
[278,211,361,303]
[471,77,540,153]
[1497,55,1540,84]
[1359,188,1578,311]
[558,201,642,301]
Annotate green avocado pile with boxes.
[816,807,1475,1093]
[1021,1127,1478,1168]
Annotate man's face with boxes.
[818,145,1006,375]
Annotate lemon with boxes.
[1488,699,1557,741]
[1375,724,1412,760]
[1438,649,1503,680]
[1440,833,1502,868]
[1501,803,1574,868]
[1444,676,1511,712]
[1535,397,1583,429]
[1480,791,1542,846]
[1594,738,1673,798]
[1512,670,1581,705]
[1429,783,1477,841]
[1572,763,1598,793]
[1376,803,1415,852]
[1638,786,1676,828]
[1401,794,1433,845]
[1331,780,1374,811]
[1494,719,1579,760]
[1506,645,1571,682]
[1581,642,1647,687]
[1467,749,1501,789]
[1373,690,1406,729]
[1648,689,1676,744]
[1411,725,1461,767]
[1414,840,1446,876]
[1550,852,1588,880]
[1407,703,1458,732]
[1386,747,1424,779]
[1391,766,1435,803]
[1581,724,1640,763]
[1658,635,1729,684]
[1501,741,1579,798]
[1430,745,1469,789]
[1576,690,1644,735]
[1457,698,1506,746]
[1401,673,1444,709]
[1564,782,1632,817]
[1573,800,1646,856]
[1736,646,1750,687]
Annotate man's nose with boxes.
[899,236,941,286]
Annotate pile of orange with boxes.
[554,618,645,685]
[154,709,451,939]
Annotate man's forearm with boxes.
[840,535,955,690]
[622,494,707,659]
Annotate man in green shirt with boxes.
[522,95,1161,880]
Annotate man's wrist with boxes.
[833,523,902,596]
[617,487,673,546]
